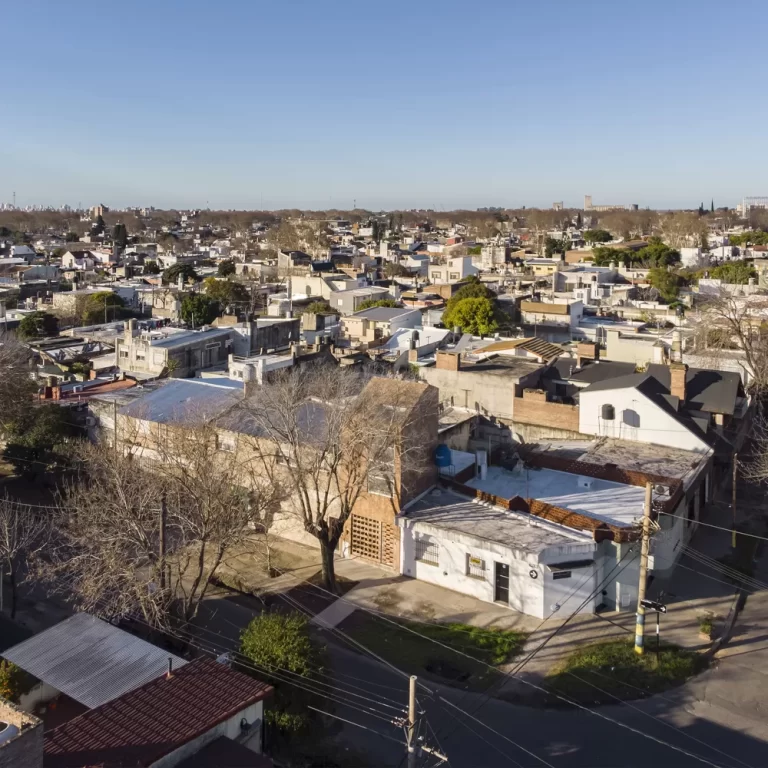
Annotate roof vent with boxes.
[577,476,594,489]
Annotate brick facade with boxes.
[512,391,580,432]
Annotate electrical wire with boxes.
[679,545,767,591]
[564,670,755,768]
[658,512,768,542]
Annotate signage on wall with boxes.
[468,556,484,568]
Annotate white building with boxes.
[428,256,479,284]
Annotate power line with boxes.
[658,512,768,542]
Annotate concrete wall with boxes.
[419,367,541,422]
[0,698,43,768]
[605,330,667,367]
[579,386,709,452]
[152,701,264,768]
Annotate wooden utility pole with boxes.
[732,452,738,549]
[634,482,653,655]
[406,675,418,768]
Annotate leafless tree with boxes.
[0,495,50,618]
[42,421,284,629]
[688,289,768,396]
[239,365,436,591]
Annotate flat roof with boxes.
[405,489,586,554]
[351,306,417,321]
[150,328,232,349]
[465,465,646,528]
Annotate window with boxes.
[415,537,439,566]
[552,570,571,580]
[449,272,460,280]
[119,350,129,359]
[466,554,486,579]
[135,350,145,361]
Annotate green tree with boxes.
[17,311,59,340]
[0,661,25,703]
[82,292,124,325]
[163,263,199,285]
[181,293,219,326]
[65,231,80,242]
[203,277,248,307]
[305,301,335,314]
[143,260,160,275]
[648,268,685,303]
[710,261,757,284]
[467,245,483,255]
[383,261,409,278]
[93,214,106,234]
[575,211,583,229]
[442,297,498,336]
[239,612,324,735]
[583,229,612,244]
[356,298,400,311]
[3,404,71,478]
[113,223,128,249]
[636,238,681,267]
[544,236,568,258]
[217,259,236,277]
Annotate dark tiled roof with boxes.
[44,659,272,768]
[569,360,636,384]
[646,364,743,416]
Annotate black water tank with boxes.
[601,404,615,420]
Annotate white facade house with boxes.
[578,374,711,452]
[399,490,598,619]
[428,256,479,284]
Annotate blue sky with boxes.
[3,0,767,211]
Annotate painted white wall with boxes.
[399,523,597,620]
[152,701,264,768]
[579,385,709,452]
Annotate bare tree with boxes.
[0,496,49,618]
[239,365,436,591]
[688,289,768,395]
[43,421,284,628]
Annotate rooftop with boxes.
[44,658,272,768]
[351,306,418,322]
[465,464,647,528]
[458,355,543,378]
[148,327,232,349]
[2,613,187,710]
[119,378,243,424]
[404,489,588,554]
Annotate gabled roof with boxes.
[44,659,272,768]
[2,613,187,710]
[645,364,743,415]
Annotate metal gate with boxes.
[350,515,396,568]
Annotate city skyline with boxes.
[4,0,768,210]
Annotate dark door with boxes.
[494,563,510,603]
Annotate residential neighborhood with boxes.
[3,1,768,764]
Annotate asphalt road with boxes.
[194,590,768,768]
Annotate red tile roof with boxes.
[44,658,273,768]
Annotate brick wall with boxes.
[512,396,580,432]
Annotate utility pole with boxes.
[732,452,738,549]
[634,482,653,655]
[406,675,418,768]
[159,493,167,591]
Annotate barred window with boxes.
[466,554,486,579]
[414,537,439,566]
[367,445,395,497]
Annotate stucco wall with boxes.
[579,386,709,452]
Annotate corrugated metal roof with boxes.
[2,613,187,709]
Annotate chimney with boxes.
[669,362,688,402]
[408,348,419,364]
[436,350,460,371]
[166,657,174,680]
[576,341,599,368]
[124,318,135,343]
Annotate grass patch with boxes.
[547,639,707,704]
[338,613,526,690]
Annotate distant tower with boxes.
[12,191,16,208]
[584,195,592,211]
